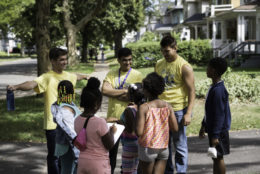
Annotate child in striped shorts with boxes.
[120,83,145,174]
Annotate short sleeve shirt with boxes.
[74,116,109,159]
[34,70,77,130]
[104,68,143,119]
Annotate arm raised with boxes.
[7,81,38,91]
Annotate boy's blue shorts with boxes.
[209,130,230,157]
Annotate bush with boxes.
[11,47,21,53]
[139,31,159,42]
[127,39,213,68]
[127,42,161,68]
[178,40,213,65]
[195,68,260,103]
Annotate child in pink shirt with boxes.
[74,77,116,174]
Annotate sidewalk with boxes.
[1,58,260,174]
[1,130,259,174]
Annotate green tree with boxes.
[80,19,103,62]
[61,0,108,65]
[11,3,36,57]
[0,0,34,54]
[101,0,144,56]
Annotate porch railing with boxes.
[206,4,233,17]
[230,41,260,59]
[216,42,237,58]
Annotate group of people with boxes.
[7,35,231,174]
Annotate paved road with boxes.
[0,58,37,99]
[1,58,260,174]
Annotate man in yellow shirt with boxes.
[155,35,195,174]
[102,47,142,174]
[7,48,88,174]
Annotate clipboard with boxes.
[107,123,125,143]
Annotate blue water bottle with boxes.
[7,90,15,111]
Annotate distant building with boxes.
[123,0,260,63]
[0,30,18,52]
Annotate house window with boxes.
[244,0,254,4]
[213,0,230,5]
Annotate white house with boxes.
[205,0,260,58]
[0,30,17,53]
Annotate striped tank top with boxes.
[138,103,170,149]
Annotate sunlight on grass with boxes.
[0,96,45,142]
[1,95,259,142]
[66,63,94,88]
[187,100,260,136]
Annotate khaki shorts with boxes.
[138,144,169,162]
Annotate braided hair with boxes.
[57,80,75,104]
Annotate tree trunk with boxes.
[63,0,78,66]
[114,30,123,58]
[20,39,25,57]
[66,27,78,66]
[35,0,51,76]
[81,26,89,62]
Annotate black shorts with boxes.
[209,130,230,157]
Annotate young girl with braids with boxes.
[74,77,117,174]
[119,83,145,174]
[136,72,179,174]
[51,80,81,174]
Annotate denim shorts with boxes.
[209,130,230,157]
[138,144,169,162]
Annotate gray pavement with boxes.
[0,58,37,99]
[1,57,260,174]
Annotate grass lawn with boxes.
[187,100,260,136]
[1,94,259,142]
[0,62,94,142]
[0,94,82,142]
[66,62,94,88]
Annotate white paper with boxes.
[207,147,217,158]
[107,123,125,144]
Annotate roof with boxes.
[232,0,259,12]
[166,5,183,13]
[233,5,258,11]
[154,24,176,32]
[184,13,206,23]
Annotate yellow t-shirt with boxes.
[34,70,77,130]
[155,55,192,111]
[104,68,143,119]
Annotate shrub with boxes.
[139,31,159,42]
[195,68,260,103]
[178,40,213,65]
[127,42,161,68]
[11,47,21,53]
[127,39,213,68]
